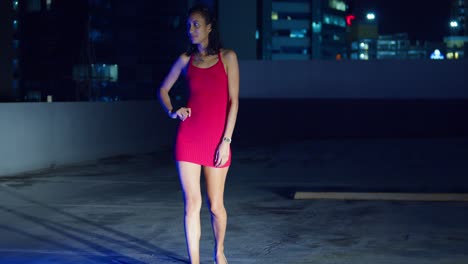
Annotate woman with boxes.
[158,4,239,264]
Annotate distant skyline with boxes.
[348,0,452,42]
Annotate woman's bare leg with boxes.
[177,161,202,264]
[204,166,229,264]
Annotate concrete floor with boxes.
[1,138,468,264]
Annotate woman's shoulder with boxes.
[220,49,238,62]
[173,52,191,68]
[179,52,191,63]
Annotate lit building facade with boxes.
[256,0,349,60]
[348,12,378,60]
[444,0,468,60]
[352,32,440,60]
[376,33,411,60]
[348,12,443,60]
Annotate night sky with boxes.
[348,0,452,42]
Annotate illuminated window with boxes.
[13,20,18,31]
[359,42,369,50]
[450,21,459,28]
[290,29,307,38]
[366,13,375,20]
[447,52,454,59]
[73,64,119,82]
[271,11,278,21]
[312,22,321,33]
[329,0,346,11]
[323,14,346,27]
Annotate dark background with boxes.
[349,0,452,42]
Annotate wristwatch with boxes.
[223,137,232,143]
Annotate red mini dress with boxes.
[174,52,231,167]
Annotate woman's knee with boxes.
[185,195,202,215]
[209,203,226,218]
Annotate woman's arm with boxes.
[222,49,240,142]
[215,50,239,167]
[158,54,190,116]
[214,49,239,167]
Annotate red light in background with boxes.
[346,15,355,26]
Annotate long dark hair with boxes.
[186,4,222,56]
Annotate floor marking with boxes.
[294,192,468,201]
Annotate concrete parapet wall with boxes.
[239,60,468,99]
[1,60,467,176]
[0,101,176,176]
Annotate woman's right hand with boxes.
[170,107,191,121]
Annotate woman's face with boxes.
[187,12,211,45]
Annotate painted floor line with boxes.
[294,191,468,201]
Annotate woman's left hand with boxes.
[215,142,230,167]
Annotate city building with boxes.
[450,0,467,35]
[14,0,196,102]
[352,32,443,61]
[348,10,446,61]
[8,0,461,102]
[254,0,350,60]
[444,0,468,60]
[376,33,411,60]
[348,11,378,60]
